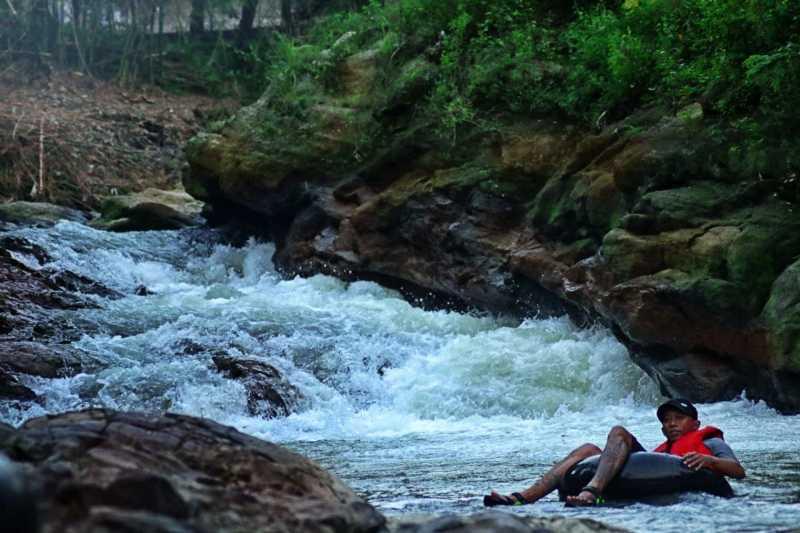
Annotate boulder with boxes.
[0,409,386,533]
[91,188,204,231]
[212,355,305,418]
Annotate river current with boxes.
[2,221,799,532]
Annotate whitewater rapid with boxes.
[2,221,798,532]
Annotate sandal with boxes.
[483,491,527,507]
[565,485,605,507]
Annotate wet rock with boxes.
[212,355,305,418]
[0,201,88,226]
[0,372,37,401]
[135,284,154,296]
[0,342,89,378]
[1,237,119,343]
[0,342,92,402]
[0,409,386,533]
[388,512,629,533]
[630,350,746,403]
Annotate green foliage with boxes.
[250,0,800,175]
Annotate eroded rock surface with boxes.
[0,409,385,533]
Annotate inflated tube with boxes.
[559,452,733,500]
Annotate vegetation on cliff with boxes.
[257,0,799,188]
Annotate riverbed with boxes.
[2,221,798,532]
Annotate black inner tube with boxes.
[559,452,734,501]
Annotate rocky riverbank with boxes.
[184,36,800,413]
[0,408,625,533]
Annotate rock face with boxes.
[184,44,800,412]
[0,409,386,533]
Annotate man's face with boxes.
[660,408,700,442]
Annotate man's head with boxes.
[657,399,700,442]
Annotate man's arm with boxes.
[683,452,746,478]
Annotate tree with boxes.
[238,0,258,34]
[190,0,206,34]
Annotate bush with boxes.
[253,0,800,171]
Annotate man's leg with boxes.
[485,443,601,506]
[564,426,637,506]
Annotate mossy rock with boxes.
[601,224,738,281]
[529,173,583,240]
[0,202,88,226]
[762,258,800,372]
[725,201,800,313]
[669,275,751,326]
[633,181,746,230]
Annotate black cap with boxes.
[656,399,698,421]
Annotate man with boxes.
[484,398,746,507]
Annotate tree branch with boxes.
[4,0,17,17]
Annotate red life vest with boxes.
[653,426,724,456]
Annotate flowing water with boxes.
[2,221,799,532]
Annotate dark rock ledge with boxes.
[0,409,625,533]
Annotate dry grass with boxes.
[0,66,238,209]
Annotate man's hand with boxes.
[682,452,716,471]
[682,452,746,479]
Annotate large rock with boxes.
[0,201,88,227]
[0,409,386,533]
[183,46,800,412]
[91,188,204,232]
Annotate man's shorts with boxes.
[631,436,646,453]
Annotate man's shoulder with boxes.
[705,437,737,459]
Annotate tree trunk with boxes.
[70,0,80,28]
[190,0,206,34]
[238,0,258,34]
[280,0,292,35]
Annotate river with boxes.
[2,221,798,532]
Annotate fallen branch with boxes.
[33,116,44,197]
[4,0,17,16]
[11,110,24,139]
